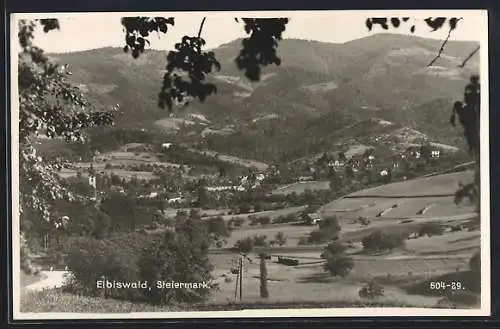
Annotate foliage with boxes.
[234,18,289,81]
[136,210,214,305]
[18,19,116,234]
[64,232,149,299]
[205,216,232,247]
[323,255,354,277]
[274,232,287,246]
[362,230,405,252]
[359,280,385,299]
[418,222,445,237]
[469,252,480,273]
[253,234,268,247]
[307,216,341,244]
[234,237,254,254]
[320,242,347,259]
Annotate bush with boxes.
[297,237,309,245]
[469,252,480,273]
[323,255,354,277]
[277,256,299,266]
[235,237,254,253]
[136,212,214,305]
[321,242,347,259]
[275,232,287,246]
[65,211,214,306]
[238,203,252,214]
[418,222,445,237]
[258,216,271,225]
[359,281,384,299]
[362,230,405,252]
[64,232,149,300]
[253,235,268,247]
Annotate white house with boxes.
[431,150,441,158]
[380,169,389,176]
[161,143,173,150]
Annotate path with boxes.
[24,270,68,291]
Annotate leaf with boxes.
[365,18,373,31]
[424,17,447,31]
[410,25,416,33]
[449,17,460,31]
[402,17,410,22]
[390,18,400,28]
[371,18,389,30]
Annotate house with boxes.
[305,213,322,225]
[431,150,441,159]
[161,143,173,150]
[380,169,389,177]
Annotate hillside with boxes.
[43,33,479,163]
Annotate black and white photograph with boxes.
[11,10,490,319]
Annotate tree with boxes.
[418,222,445,237]
[259,252,270,298]
[323,255,354,277]
[235,237,254,254]
[359,280,384,299]
[362,230,405,252]
[17,19,116,272]
[18,19,116,222]
[275,232,287,246]
[320,242,347,259]
[205,216,232,247]
[137,211,213,305]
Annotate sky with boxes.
[12,10,486,53]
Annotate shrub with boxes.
[136,212,214,305]
[253,235,268,247]
[323,255,354,277]
[320,242,347,259]
[418,222,445,237]
[258,216,271,225]
[277,256,299,266]
[64,232,149,300]
[238,203,251,214]
[275,232,287,246]
[235,237,254,253]
[362,230,405,252]
[359,281,384,299]
[469,252,480,273]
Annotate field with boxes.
[188,148,269,171]
[201,170,481,307]
[272,181,330,195]
[321,171,475,220]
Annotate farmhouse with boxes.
[305,212,322,225]
[161,143,173,150]
[431,149,441,158]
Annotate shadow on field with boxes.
[296,272,334,284]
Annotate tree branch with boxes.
[459,45,480,68]
[427,18,463,66]
[197,17,207,39]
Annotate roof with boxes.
[307,213,321,220]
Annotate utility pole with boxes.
[234,266,239,300]
[239,256,243,301]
